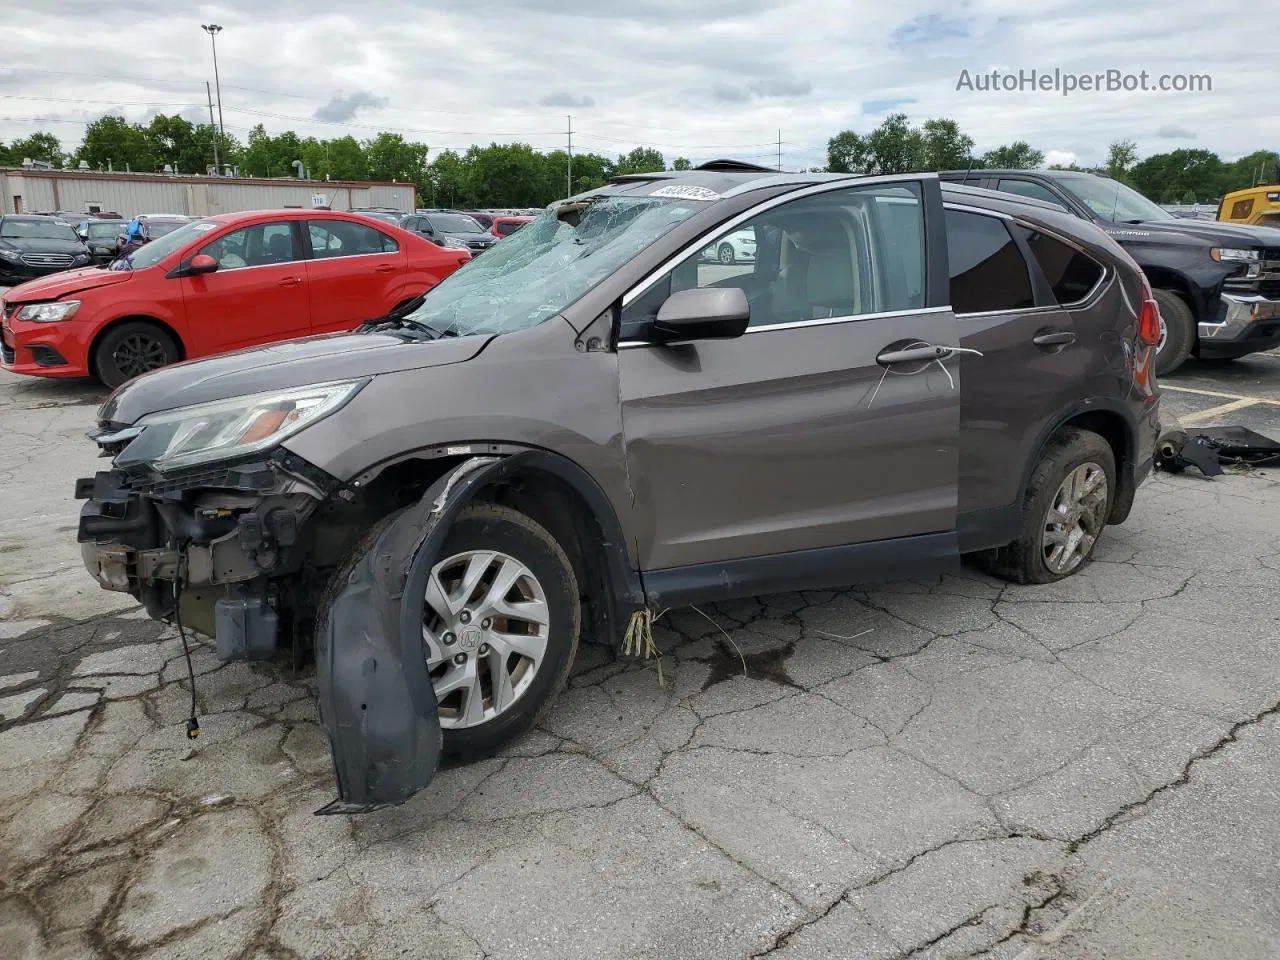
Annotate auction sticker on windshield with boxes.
[650,184,720,201]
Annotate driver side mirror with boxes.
[168,253,220,279]
[187,254,219,275]
[651,287,750,343]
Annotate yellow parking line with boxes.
[1162,384,1280,406]
[1177,398,1260,425]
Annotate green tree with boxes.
[1106,139,1138,181]
[865,114,926,173]
[670,157,691,171]
[920,118,975,171]
[1224,150,1280,192]
[613,147,665,176]
[428,149,469,207]
[76,115,155,171]
[325,136,367,180]
[364,132,429,185]
[465,143,549,207]
[7,132,64,167]
[981,141,1044,169]
[1130,149,1224,203]
[826,130,870,173]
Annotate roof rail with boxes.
[694,159,776,173]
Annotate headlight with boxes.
[114,379,367,471]
[74,253,91,263]
[1211,247,1260,262]
[19,301,81,323]
[0,248,20,261]
[442,236,470,249]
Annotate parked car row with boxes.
[71,160,1162,809]
[1,210,468,387]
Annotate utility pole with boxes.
[777,130,782,171]
[566,115,573,198]
[201,24,226,145]
[205,81,220,174]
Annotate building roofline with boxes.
[0,166,411,190]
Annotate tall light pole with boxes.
[201,24,226,154]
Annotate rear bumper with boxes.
[1197,293,1280,359]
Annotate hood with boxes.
[0,236,88,254]
[99,329,494,426]
[4,266,131,301]
[1104,218,1280,248]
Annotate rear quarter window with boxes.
[1012,225,1105,304]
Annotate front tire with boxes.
[1152,288,1194,376]
[94,321,179,389]
[717,242,736,265]
[421,503,579,760]
[980,428,1116,584]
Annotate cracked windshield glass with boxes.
[403,195,705,336]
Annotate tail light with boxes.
[1135,273,1161,346]
[1138,296,1161,346]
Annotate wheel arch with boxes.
[86,314,186,378]
[340,445,643,647]
[1020,401,1138,525]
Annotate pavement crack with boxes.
[749,891,848,957]
[1067,697,1280,853]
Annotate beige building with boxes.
[0,167,416,218]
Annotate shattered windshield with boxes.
[404,195,704,337]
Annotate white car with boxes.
[702,228,755,264]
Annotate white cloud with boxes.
[0,0,1271,172]
[1043,149,1078,167]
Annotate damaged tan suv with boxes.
[76,161,1162,812]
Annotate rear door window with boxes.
[307,220,399,258]
[944,208,1035,313]
[1011,225,1105,304]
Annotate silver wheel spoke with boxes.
[477,556,523,618]
[493,596,550,627]
[487,649,517,714]
[423,546,551,730]
[490,628,546,662]
[461,674,489,726]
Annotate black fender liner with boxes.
[314,450,646,813]
[315,456,504,814]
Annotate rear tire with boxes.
[717,242,735,265]
[94,321,179,389]
[1152,288,1194,376]
[979,428,1116,585]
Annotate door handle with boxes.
[374,264,396,273]
[876,344,952,365]
[1033,329,1076,347]
[278,276,302,286]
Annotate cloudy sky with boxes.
[3,0,1274,171]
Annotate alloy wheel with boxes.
[718,244,735,264]
[1041,461,1109,575]
[112,334,168,378]
[1156,314,1168,354]
[422,549,550,729]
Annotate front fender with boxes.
[314,456,503,814]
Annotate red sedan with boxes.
[0,209,469,388]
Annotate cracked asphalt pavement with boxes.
[2,357,1279,960]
